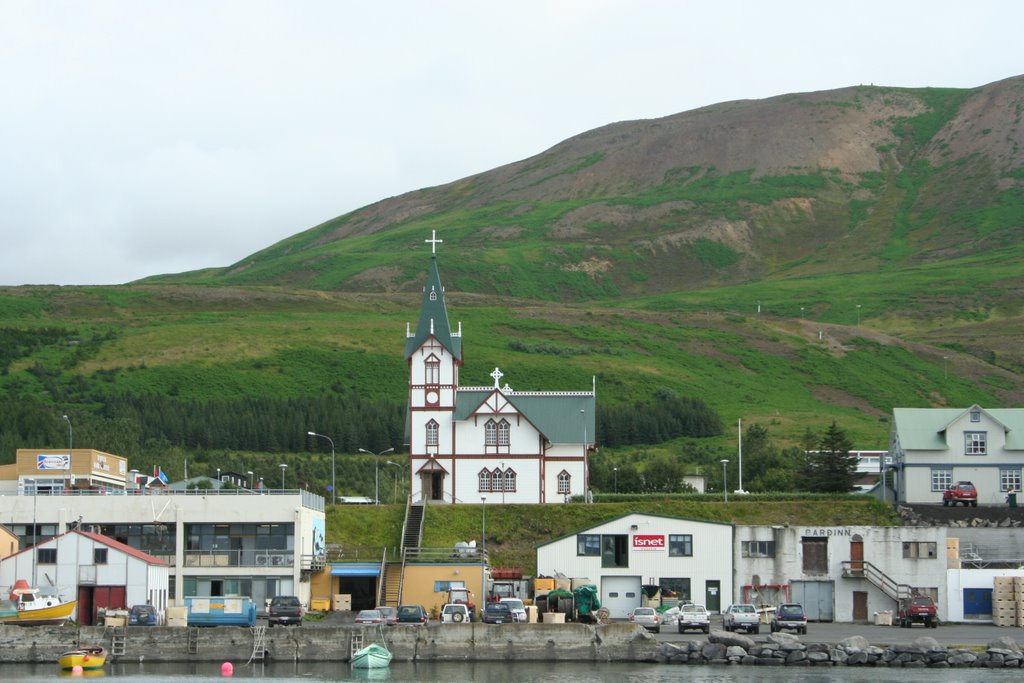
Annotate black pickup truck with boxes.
[267,595,304,626]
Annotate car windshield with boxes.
[272,597,299,607]
[634,608,654,615]
[733,605,755,613]
[912,597,933,605]
[502,599,524,609]
[399,606,420,615]
[778,605,802,617]
[357,610,380,618]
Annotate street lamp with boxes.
[721,459,729,503]
[581,409,590,503]
[279,463,288,489]
[856,304,861,325]
[359,448,395,505]
[481,495,487,605]
[247,471,254,490]
[613,467,618,494]
[386,461,402,504]
[62,415,72,488]
[308,431,336,505]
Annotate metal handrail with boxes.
[840,560,912,601]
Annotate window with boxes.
[497,420,510,446]
[742,540,776,558]
[602,534,629,568]
[38,548,57,564]
[502,469,516,492]
[577,534,600,556]
[669,534,693,557]
[970,409,981,423]
[94,548,108,564]
[433,580,464,592]
[801,537,828,574]
[425,420,439,447]
[930,468,953,492]
[478,469,492,493]
[965,431,987,455]
[485,420,497,447]
[902,542,937,559]
[660,577,691,603]
[429,290,438,301]
[1001,468,1022,493]
[424,355,440,385]
[557,470,571,495]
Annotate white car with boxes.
[499,598,527,623]
[628,606,661,633]
[676,603,710,634]
[722,603,760,634]
[441,603,471,623]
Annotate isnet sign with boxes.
[632,534,665,551]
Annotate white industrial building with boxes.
[536,513,733,619]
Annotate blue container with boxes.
[184,596,257,626]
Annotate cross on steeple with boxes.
[425,230,443,254]
[490,367,504,388]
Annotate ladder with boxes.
[248,625,267,663]
[109,626,127,657]
[187,626,200,654]
[350,632,364,659]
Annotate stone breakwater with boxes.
[662,631,1024,668]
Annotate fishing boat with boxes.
[0,580,78,626]
[58,645,107,671]
[351,642,392,669]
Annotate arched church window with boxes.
[425,355,440,385]
[425,420,439,447]
[485,420,497,447]
[503,468,516,492]
[497,420,510,447]
[558,470,571,495]
[478,468,491,492]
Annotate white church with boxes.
[405,233,595,505]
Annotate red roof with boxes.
[9,529,166,566]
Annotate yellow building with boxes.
[0,449,129,495]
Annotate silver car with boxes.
[723,603,760,634]
[628,606,661,633]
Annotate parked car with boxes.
[628,606,661,633]
[898,595,938,628]
[499,598,527,623]
[441,603,471,623]
[770,603,807,634]
[676,603,711,634]
[943,481,978,507]
[375,605,398,626]
[722,603,760,634]
[354,609,384,625]
[396,604,429,624]
[267,595,303,627]
[481,602,514,624]
[128,603,158,626]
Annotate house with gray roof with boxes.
[405,233,595,504]
[889,405,1024,506]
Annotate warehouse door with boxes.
[790,580,834,621]
[601,575,642,619]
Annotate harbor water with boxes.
[6,660,1024,682]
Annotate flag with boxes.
[157,467,169,484]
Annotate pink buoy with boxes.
[221,661,234,676]
[71,665,84,676]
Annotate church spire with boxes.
[405,232,462,360]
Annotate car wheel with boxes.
[770,622,777,632]
[753,625,760,634]
[800,626,806,635]
[703,625,710,634]
[453,612,464,623]
[971,500,978,507]
[653,627,660,634]
[677,625,684,634]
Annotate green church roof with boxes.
[404,255,462,360]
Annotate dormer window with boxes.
[425,355,440,385]
[970,409,981,423]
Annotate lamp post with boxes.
[856,304,861,325]
[581,409,589,503]
[481,495,487,606]
[279,463,288,489]
[720,459,729,503]
[386,461,402,504]
[247,471,254,490]
[308,431,336,505]
[613,467,618,494]
[359,448,395,505]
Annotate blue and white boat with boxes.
[351,642,392,669]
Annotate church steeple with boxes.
[405,232,462,360]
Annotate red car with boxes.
[942,481,978,507]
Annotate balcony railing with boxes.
[183,549,295,568]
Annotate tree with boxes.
[797,421,858,493]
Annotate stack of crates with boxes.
[1017,577,1024,627]
[992,576,1017,626]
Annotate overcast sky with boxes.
[2,1,1021,286]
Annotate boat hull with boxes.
[59,646,107,670]
[0,599,78,626]
[351,643,392,669]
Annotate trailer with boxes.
[184,596,257,626]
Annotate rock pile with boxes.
[659,632,1024,668]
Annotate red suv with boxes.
[898,595,938,628]
[942,481,978,507]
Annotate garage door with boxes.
[601,575,642,619]
[790,580,834,622]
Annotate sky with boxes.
[2,1,1021,286]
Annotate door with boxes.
[852,591,868,621]
[431,472,445,502]
[601,575,642,619]
[963,588,992,618]
[705,580,721,613]
[790,580,834,621]
[849,538,864,574]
